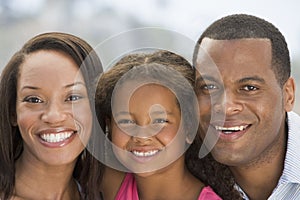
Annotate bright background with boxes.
[1,0,300,113]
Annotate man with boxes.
[193,14,300,200]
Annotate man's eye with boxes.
[23,97,43,103]
[203,84,218,90]
[66,95,82,102]
[242,85,258,91]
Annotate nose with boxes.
[213,89,243,115]
[132,135,153,144]
[130,125,158,142]
[131,125,160,139]
[41,101,68,124]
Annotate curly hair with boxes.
[193,13,290,87]
[95,50,242,199]
[186,133,242,199]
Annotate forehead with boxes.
[18,50,83,84]
[195,38,273,78]
[112,83,177,110]
[114,83,176,101]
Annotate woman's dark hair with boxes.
[0,32,103,199]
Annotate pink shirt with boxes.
[115,173,222,200]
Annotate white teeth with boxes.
[40,132,73,143]
[132,150,159,157]
[215,125,248,132]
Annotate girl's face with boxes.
[16,50,92,166]
[111,83,187,175]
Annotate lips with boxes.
[131,149,160,157]
[126,147,163,163]
[38,128,77,147]
[40,131,74,143]
[214,124,249,134]
[209,122,251,141]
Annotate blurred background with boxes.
[1,0,300,113]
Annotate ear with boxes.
[283,77,295,112]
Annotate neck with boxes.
[135,156,204,200]
[231,126,287,200]
[14,154,79,200]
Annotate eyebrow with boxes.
[64,82,86,89]
[195,75,218,83]
[114,111,132,118]
[196,75,265,84]
[150,110,174,115]
[237,76,265,84]
[21,82,86,91]
[114,110,174,117]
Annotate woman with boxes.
[0,32,103,200]
[95,50,242,199]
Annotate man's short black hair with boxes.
[193,14,290,87]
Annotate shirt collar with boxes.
[279,111,300,184]
[234,111,300,199]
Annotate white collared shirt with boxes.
[235,111,300,200]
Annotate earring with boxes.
[105,126,109,137]
[81,148,87,160]
[104,126,110,162]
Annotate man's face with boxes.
[194,38,294,167]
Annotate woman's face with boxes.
[16,50,92,166]
[110,83,187,175]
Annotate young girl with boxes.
[95,50,229,199]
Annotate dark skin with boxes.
[195,38,295,200]
[105,84,204,200]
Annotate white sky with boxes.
[100,0,300,59]
[2,0,300,58]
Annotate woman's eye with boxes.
[66,95,83,102]
[23,96,43,103]
[242,85,258,91]
[153,118,168,124]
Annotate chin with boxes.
[135,170,157,178]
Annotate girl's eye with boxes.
[116,119,136,129]
[117,119,136,125]
[242,85,258,91]
[66,95,83,102]
[23,96,43,103]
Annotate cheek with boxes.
[111,128,131,148]
[156,126,182,146]
[73,102,93,128]
[198,97,212,115]
[76,115,93,147]
[16,107,39,136]
[252,95,283,119]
